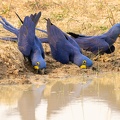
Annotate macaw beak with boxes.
[80,64,87,69]
[34,65,39,70]
[80,60,87,69]
[34,65,40,74]
[34,66,45,74]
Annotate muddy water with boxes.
[0,72,120,120]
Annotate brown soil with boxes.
[0,38,120,85]
[0,0,120,85]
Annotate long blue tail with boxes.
[0,37,17,41]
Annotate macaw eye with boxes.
[83,60,86,64]
[36,62,40,65]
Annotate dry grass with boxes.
[1,0,120,34]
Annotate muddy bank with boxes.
[0,38,120,85]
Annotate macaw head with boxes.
[34,62,40,70]
[33,61,46,74]
[73,54,93,69]
[80,60,87,69]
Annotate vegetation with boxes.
[0,0,120,34]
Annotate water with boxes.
[0,72,120,120]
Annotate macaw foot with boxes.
[0,16,19,36]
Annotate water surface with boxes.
[0,72,120,120]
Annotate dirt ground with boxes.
[0,0,120,85]
[0,36,120,85]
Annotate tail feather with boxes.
[40,38,48,43]
[0,37,17,42]
[15,12,41,27]
[15,12,23,24]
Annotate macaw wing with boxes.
[18,16,35,56]
[76,36,110,54]
[30,13,36,20]
[35,36,45,59]
[30,12,41,27]
[47,18,66,45]
[47,19,73,63]
[64,33,82,53]
[47,18,81,53]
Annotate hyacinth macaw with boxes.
[46,18,93,68]
[67,23,120,55]
[0,14,48,42]
[0,12,46,73]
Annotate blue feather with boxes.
[18,15,46,69]
[67,23,120,55]
[46,18,93,68]
[0,12,46,71]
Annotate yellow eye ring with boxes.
[82,60,86,64]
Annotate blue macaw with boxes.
[0,15,48,42]
[67,23,120,55]
[46,18,93,68]
[0,12,46,73]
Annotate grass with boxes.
[0,0,119,34]
[0,0,12,15]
